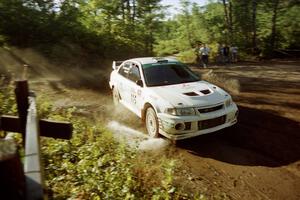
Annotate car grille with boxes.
[198,104,223,113]
[198,115,226,130]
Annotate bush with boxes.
[175,49,197,64]
[0,78,17,115]
[38,99,189,199]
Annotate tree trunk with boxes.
[222,0,233,43]
[132,0,136,24]
[229,0,233,42]
[181,1,193,47]
[126,0,131,23]
[121,0,125,22]
[186,16,193,47]
[270,0,280,50]
[252,0,257,51]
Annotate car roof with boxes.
[127,57,180,65]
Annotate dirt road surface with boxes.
[2,57,300,199]
[177,61,300,199]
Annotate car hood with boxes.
[149,81,227,107]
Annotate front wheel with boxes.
[145,107,159,138]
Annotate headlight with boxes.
[225,98,232,107]
[165,107,196,116]
[165,108,177,115]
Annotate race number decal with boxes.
[131,93,137,104]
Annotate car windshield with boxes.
[143,63,200,87]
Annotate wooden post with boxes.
[0,139,26,199]
[15,80,29,141]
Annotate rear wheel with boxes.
[145,107,159,138]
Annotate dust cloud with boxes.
[0,46,62,80]
[0,46,111,92]
[202,69,240,95]
[107,121,170,152]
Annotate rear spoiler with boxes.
[112,61,123,70]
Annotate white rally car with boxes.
[109,57,238,140]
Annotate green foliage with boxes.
[0,0,297,60]
[37,98,190,199]
[0,79,22,146]
[42,127,137,199]
[280,5,300,48]
[175,49,197,63]
[0,79,17,115]
[154,2,225,60]
[152,159,177,200]
[258,0,300,52]
[0,0,166,59]
[155,0,299,60]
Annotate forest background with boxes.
[0,0,299,66]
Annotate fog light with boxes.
[175,123,185,131]
[184,122,191,130]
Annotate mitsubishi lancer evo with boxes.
[109,57,238,140]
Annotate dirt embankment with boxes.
[1,50,300,200]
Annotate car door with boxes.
[116,62,132,104]
[126,63,144,116]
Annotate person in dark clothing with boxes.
[222,44,230,63]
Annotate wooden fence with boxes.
[0,80,73,200]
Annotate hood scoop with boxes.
[183,92,199,96]
[200,89,211,95]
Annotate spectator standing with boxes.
[216,43,223,63]
[231,45,238,63]
[195,43,202,67]
[199,44,210,68]
[222,44,230,63]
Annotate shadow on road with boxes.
[177,106,300,167]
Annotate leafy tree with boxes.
[0,0,298,61]
[136,0,165,54]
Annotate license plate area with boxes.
[198,115,226,130]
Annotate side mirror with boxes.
[112,61,117,70]
[136,79,143,87]
[112,61,123,70]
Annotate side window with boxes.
[118,62,131,77]
[128,64,141,82]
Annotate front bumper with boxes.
[157,103,238,140]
